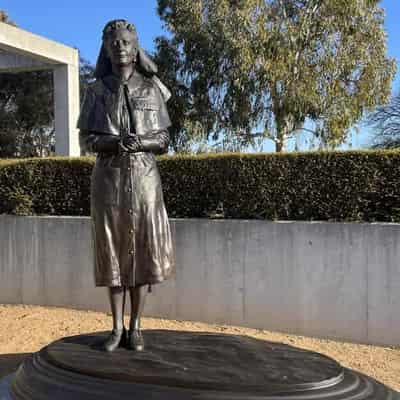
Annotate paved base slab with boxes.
[0,376,12,400]
[9,330,400,399]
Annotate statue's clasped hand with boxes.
[119,135,142,153]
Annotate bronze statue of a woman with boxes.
[77,19,175,352]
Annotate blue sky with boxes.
[2,0,400,150]
[1,0,165,62]
[381,0,400,91]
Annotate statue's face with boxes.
[104,28,138,67]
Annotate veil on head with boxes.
[94,19,158,79]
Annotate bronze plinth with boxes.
[7,330,399,399]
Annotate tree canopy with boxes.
[155,0,396,152]
[0,10,16,26]
[0,70,54,157]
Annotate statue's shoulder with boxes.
[86,79,106,97]
[129,74,157,97]
[130,74,171,103]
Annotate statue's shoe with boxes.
[103,328,128,352]
[128,329,144,351]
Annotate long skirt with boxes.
[90,151,175,287]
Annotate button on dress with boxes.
[77,71,175,287]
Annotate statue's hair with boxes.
[102,19,138,42]
[95,19,158,79]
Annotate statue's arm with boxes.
[78,85,120,153]
[79,130,120,154]
[122,130,169,155]
[137,130,170,154]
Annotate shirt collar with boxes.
[102,70,145,94]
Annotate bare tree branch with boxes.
[369,94,400,148]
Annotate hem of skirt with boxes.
[95,276,168,287]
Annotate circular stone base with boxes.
[10,330,399,399]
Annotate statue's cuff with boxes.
[118,139,130,153]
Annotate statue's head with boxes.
[95,19,157,79]
[102,20,139,69]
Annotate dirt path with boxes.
[0,304,399,391]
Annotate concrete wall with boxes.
[0,50,54,73]
[0,215,399,346]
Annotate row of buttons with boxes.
[129,206,134,254]
[124,106,135,260]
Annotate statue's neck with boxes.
[111,63,135,83]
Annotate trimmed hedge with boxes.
[0,157,92,216]
[0,151,400,222]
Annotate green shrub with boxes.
[1,151,399,222]
[0,157,92,216]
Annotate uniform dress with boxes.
[77,70,175,287]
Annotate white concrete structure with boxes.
[0,215,399,347]
[0,22,80,156]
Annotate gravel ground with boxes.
[0,304,399,391]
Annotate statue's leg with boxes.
[128,284,148,351]
[103,286,127,352]
[108,286,126,331]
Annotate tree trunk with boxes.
[275,113,291,152]
[275,131,287,152]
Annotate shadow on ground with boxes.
[0,354,30,378]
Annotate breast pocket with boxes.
[131,98,160,135]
